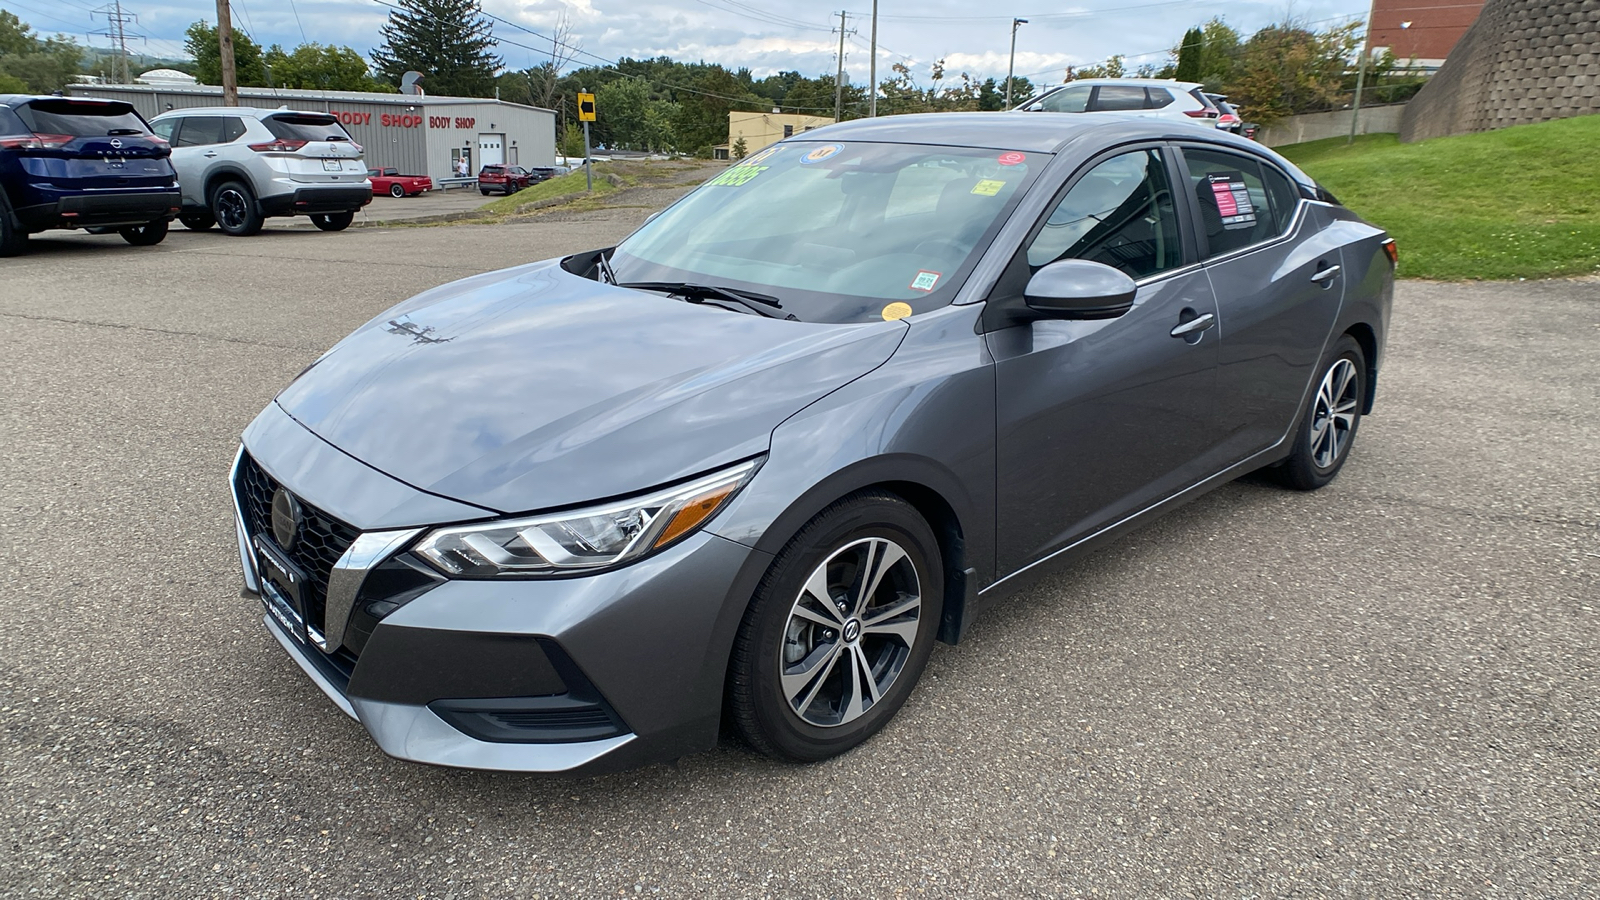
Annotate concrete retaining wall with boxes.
[1256,104,1408,147]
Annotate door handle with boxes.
[203,151,218,158]
[1310,264,1341,284]
[1169,312,1216,338]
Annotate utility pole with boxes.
[91,1,137,84]
[216,0,239,106]
[867,0,879,117]
[1005,18,1028,110]
[1348,0,1376,144]
[834,11,848,122]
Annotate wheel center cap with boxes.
[842,619,862,643]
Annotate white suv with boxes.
[150,107,372,236]
[1015,78,1222,126]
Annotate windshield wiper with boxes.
[106,128,143,136]
[619,281,797,320]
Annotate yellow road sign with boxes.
[577,93,596,122]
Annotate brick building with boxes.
[1370,0,1488,68]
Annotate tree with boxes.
[1228,21,1360,122]
[1071,56,1125,80]
[264,43,394,92]
[731,135,747,159]
[0,11,34,57]
[1175,28,1204,82]
[371,0,502,97]
[185,20,265,87]
[1198,18,1243,89]
[0,11,85,94]
[559,122,585,159]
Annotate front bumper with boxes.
[234,417,771,774]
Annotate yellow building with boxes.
[717,111,836,160]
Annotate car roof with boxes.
[787,111,1318,189]
[1039,78,1204,90]
[1,94,136,109]
[150,106,331,118]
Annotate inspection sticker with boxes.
[708,165,768,186]
[908,270,942,292]
[743,146,781,165]
[799,143,843,164]
[997,151,1026,166]
[1207,173,1258,230]
[882,302,914,321]
[971,179,1006,196]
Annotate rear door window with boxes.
[221,116,248,143]
[1037,85,1091,113]
[1182,147,1291,257]
[263,115,351,142]
[1089,85,1147,112]
[1145,88,1174,109]
[174,116,225,147]
[17,99,148,136]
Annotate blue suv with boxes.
[1,95,181,256]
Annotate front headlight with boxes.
[412,460,759,578]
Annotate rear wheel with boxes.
[728,492,943,762]
[119,219,168,246]
[479,188,490,196]
[211,180,263,236]
[389,183,405,198]
[179,212,215,231]
[0,208,27,257]
[310,211,354,232]
[1275,335,1366,490]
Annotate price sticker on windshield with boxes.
[971,179,1006,196]
[708,165,768,186]
[908,270,941,292]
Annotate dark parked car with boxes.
[233,114,1394,774]
[0,95,180,255]
[478,164,535,195]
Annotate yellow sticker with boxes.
[882,302,913,321]
[971,179,1006,196]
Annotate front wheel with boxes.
[0,209,27,256]
[310,211,354,232]
[389,183,405,198]
[119,219,169,246]
[728,492,943,762]
[1276,335,1366,490]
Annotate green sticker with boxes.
[709,165,768,187]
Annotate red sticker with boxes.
[997,151,1026,166]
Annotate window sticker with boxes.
[881,302,913,321]
[799,143,843,165]
[997,151,1026,166]
[708,165,768,186]
[908,270,941,292]
[1207,173,1258,230]
[741,146,781,165]
[970,179,1006,196]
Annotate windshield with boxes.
[610,140,1044,323]
[264,114,350,142]
[18,100,148,136]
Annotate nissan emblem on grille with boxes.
[271,487,302,550]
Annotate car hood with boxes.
[276,259,907,515]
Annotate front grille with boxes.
[235,451,360,642]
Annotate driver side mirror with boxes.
[1023,259,1137,320]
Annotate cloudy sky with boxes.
[5,0,1368,85]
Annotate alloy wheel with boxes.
[1310,358,1360,468]
[215,189,249,231]
[779,537,922,728]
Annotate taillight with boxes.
[1183,109,1218,119]
[0,132,75,149]
[247,139,308,152]
[1382,239,1398,267]
[1218,114,1240,124]
[146,134,168,146]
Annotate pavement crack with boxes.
[0,311,322,351]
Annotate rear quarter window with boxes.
[0,106,25,134]
[17,100,148,136]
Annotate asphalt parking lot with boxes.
[1,214,1596,898]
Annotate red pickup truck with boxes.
[366,167,433,198]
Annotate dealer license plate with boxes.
[255,537,310,640]
[322,159,342,172]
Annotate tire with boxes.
[119,219,168,246]
[0,207,26,257]
[178,212,215,231]
[480,188,490,196]
[728,491,943,762]
[389,183,405,198]
[210,180,263,236]
[1276,335,1366,491]
[85,226,117,235]
[310,211,354,232]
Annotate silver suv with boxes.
[1016,78,1221,126]
[150,107,371,236]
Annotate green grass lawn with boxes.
[1277,115,1600,280]
[477,166,620,216]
